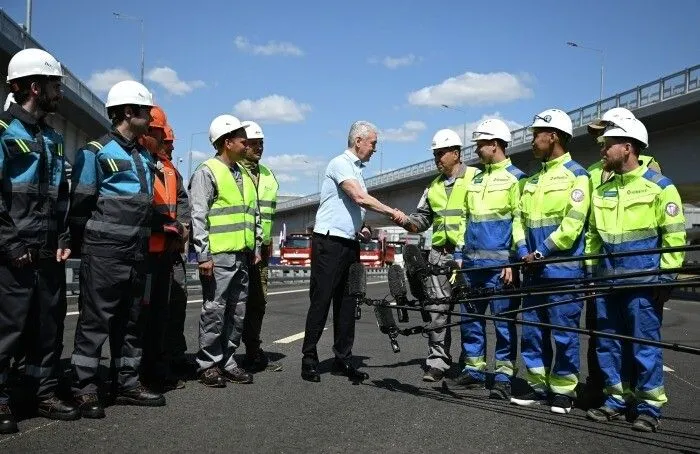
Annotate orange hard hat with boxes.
[149,105,168,130]
[164,125,175,142]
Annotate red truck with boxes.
[360,238,396,268]
[280,233,312,266]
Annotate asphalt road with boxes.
[2,282,699,453]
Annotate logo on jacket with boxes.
[571,189,585,203]
[665,202,680,217]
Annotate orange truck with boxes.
[279,233,312,266]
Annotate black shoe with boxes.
[449,372,485,389]
[163,378,186,391]
[586,405,624,423]
[422,367,444,383]
[199,367,226,388]
[331,360,369,381]
[243,350,269,372]
[301,364,321,383]
[0,404,18,434]
[75,394,105,419]
[222,367,254,384]
[550,394,573,414]
[631,414,660,433]
[37,396,80,421]
[115,385,166,407]
[510,389,547,407]
[489,381,511,400]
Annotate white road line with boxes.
[663,307,670,311]
[663,365,675,372]
[274,328,327,344]
[65,280,388,316]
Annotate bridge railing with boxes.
[278,64,700,211]
[0,9,109,121]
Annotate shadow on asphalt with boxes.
[362,377,700,453]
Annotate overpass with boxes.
[274,64,700,234]
[0,9,109,163]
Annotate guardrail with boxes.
[0,9,109,122]
[278,64,700,211]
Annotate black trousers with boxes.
[301,233,360,366]
[0,260,66,404]
[164,256,188,366]
[141,253,174,381]
[243,253,269,355]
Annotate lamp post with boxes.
[566,41,604,117]
[188,131,208,181]
[441,104,468,145]
[113,12,145,83]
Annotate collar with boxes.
[240,158,259,175]
[7,102,42,128]
[215,155,240,172]
[541,152,571,172]
[344,149,366,168]
[485,158,511,173]
[109,128,143,152]
[614,164,646,183]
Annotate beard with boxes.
[37,91,60,114]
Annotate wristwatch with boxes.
[534,250,544,260]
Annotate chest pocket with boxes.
[621,192,657,230]
[541,181,571,215]
[592,195,618,231]
[485,182,512,212]
[3,138,41,161]
[99,158,132,175]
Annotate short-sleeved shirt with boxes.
[314,150,366,240]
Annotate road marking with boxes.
[663,307,670,311]
[274,328,327,344]
[65,280,388,316]
[663,365,674,372]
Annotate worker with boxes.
[511,109,590,414]
[394,129,478,382]
[584,116,685,432]
[69,80,165,419]
[0,48,78,434]
[239,120,282,372]
[455,119,526,400]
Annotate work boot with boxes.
[489,381,511,400]
[586,405,624,423]
[422,367,444,383]
[510,389,547,407]
[37,396,80,421]
[0,404,18,434]
[75,394,105,419]
[631,414,660,433]
[222,367,254,384]
[244,350,283,373]
[163,377,186,391]
[198,367,226,388]
[449,372,485,389]
[115,385,166,407]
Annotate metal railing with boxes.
[278,64,700,211]
[0,9,109,122]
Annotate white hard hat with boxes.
[530,108,573,136]
[7,48,63,82]
[241,120,264,139]
[588,107,636,134]
[105,80,154,108]
[471,119,512,144]
[431,129,462,150]
[209,114,248,144]
[602,117,648,149]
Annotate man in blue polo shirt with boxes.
[301,120,401,383]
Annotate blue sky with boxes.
[3,0,700,195]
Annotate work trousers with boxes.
[242,249,269,355]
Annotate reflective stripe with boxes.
[525,366,549,394]
[88,141,103,150]
[436,208,463,216]
[494,360,515,376]
[25,365,53,378]
[636,386,668,408]
[72,354,100,368]
[113,357,140,368]
[465,249,511,260]
[566,210,587,221]
[549,373,579,397]
[86,219,150,237]
[108,158,118,172]
[209,222,248,234]
[0,119,8,129]
[258,200,276,209]
[209,205,251,216]
[470,212,511,222]
[599,229,657,244]
[661,223,686,234]
[14,138,31,153]
[154,203,177,214]
[57,143,63,156]
[464,355,487,371]
[524,216,562,228]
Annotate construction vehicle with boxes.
[279,232,312,266]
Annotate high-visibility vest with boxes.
[149,156,178,253]
[257,163,279,245]
[204,158,257,253]
[426,167,476,247]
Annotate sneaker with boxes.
[198,367,226,388]
[489,381,511,400]
[222,367,254,384]
[510,389,547,407]
[586,406,624,422]
[631,414,660,433]
[550,394,573,414]
[422,367,445,382]
[450,372,485,389]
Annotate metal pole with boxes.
[25,0,32,35]
[140,18,145,83]
[599,53,605,116]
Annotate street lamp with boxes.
[303,160,322,193]
[567,41,604,116]
[188,131,209,180]
[441,104,468,146]
[113,12,145,83]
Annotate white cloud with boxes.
[234,36,304,57]
[146,67,205,96]
[369,54,419,69]
[449,112,524,144]
[233,95,311,123]
[190,150,210,161]
[408,71,534,107]
[86,68,134,94]
[263,153,324,185]
[275,173,299,183]
[381,120,426,142]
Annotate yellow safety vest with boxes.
[257,164,279,245]
[426,167,476,247]
[204,158,257,253]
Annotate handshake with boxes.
[389,208,412,230]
